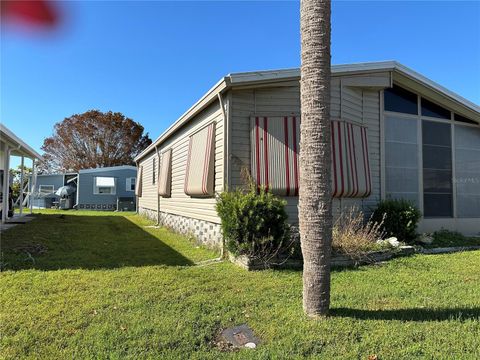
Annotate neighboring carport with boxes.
[1,123,43,226]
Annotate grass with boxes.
[1,210,480,359]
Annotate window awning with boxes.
[331,120,372,198]
[95,177,115,187]
[251,116,372,198]
[135,166,143,197]
[184,123,216,197]
[158,149,172,197]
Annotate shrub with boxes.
[215,185,291,260]
[371,199,421,242]
[332,207,387,257]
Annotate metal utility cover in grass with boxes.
[221,324,260,348]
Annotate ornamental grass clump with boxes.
[215,184,291,262]
[332,207,386,258]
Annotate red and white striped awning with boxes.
[251,116,299,196]
[331,120,371,198]
[251,116,371,198]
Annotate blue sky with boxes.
[2,1,479,163]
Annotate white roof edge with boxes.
[135,77,228,161]
[0,123,43,160]
[135,61,480,161]
[36,172,77,176]
[78,165,137,174]
[391,62,480,114]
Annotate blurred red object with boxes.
[1,0,58,27]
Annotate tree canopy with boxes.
[40,110,152,173]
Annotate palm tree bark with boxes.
[299,0,332,317]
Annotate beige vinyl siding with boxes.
[138,101,224,224]
[229,74,384,223]
[137,151,158,211]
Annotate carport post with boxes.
[30,158,36,214]
[19,156,24,216]
[2,146,10,223]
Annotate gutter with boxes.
[135,77,230,162]
[135,160,139,214]
[154,144,160,226]
[0,124,44,161]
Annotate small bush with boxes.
[215,185,291,260]
[332,207,387,257]
[371,199,421,242]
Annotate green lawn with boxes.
[1,211,479,359]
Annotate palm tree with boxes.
[299,0,332,317]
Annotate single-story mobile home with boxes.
[31,165,137,210]
[134,61,480,247]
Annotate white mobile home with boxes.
[0,124,43,223]
[135,61,480,247]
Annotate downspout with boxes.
[2,146,10,223]
[75,172,80,209]
[19,156,24,216]
[217,92,228,259]
[135,160,139,214]
[154,145,160,226]
[29,158,36,214]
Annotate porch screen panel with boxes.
[158,149,172,197]
[455,125,480,217]
[385,115,419,206]
[135,166,143,197]
[184,123,216,197]
[422,120,452,217]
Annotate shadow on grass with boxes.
[331,307,480,322]
[1,213,194,270]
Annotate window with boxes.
[422,121,452,217]
[152,158,156,185]
[39,185,55,195]
[126,177,136,192]
[455,125,480,217]
[421,98,451,119]
[184,123,216,196]
[94,177,116,195]
[385,115,419,206]
[455,113,477,125]
[384,85,418,115]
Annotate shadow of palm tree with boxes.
[1,213,194,270]
[331,307,480,322]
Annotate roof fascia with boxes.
[135,77,229,161]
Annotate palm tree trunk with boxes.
[299,0,332,317]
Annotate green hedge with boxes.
[371,199,421,243]
[215,186,290,257]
